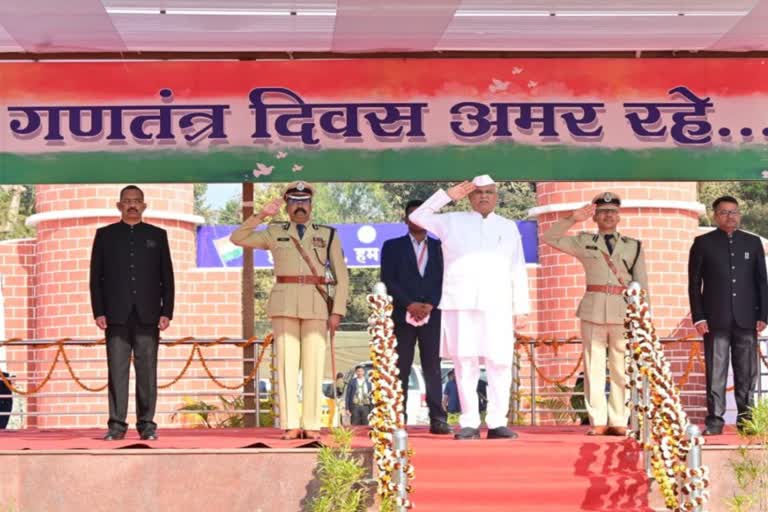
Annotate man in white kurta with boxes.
[410,175,530,440]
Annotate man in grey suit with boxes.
[688,195,768,435]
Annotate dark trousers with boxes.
[350,404,371,426]
[394,313,446,424]
[703,327,758,429]
[106,308,159,434]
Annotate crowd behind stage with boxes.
[5,177,757,442]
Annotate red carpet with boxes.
[407,425,653,512]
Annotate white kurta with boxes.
[409,189,530,366]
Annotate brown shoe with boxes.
[587,426,608,436]
[281,428,302,440]
[607,426,627,436]
[303,430,321,440]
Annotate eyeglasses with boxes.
[716,209,740,216]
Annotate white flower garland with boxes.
[367,291,415,509]
[624,286,709,511]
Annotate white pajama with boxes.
[444,309,515,429]
[454,357,513,429]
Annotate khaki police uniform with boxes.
[230,183,349,431]
[542,193,648,428]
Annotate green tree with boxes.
[733,182,768,237]
[341,268,380,330]
[698,181,768,236]
[217,196,243,225]
[193,184,216,224]
[0,185,35,241]
[217,184,286,225]
[312,183,398,224]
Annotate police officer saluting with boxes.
[230,181,349,440]
[543,192,649,436]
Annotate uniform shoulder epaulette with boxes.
[621,235,638,243]
[313,223,336,233]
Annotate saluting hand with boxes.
[570,203,595,222]
[259,197,283,219]
[447,181,476,202]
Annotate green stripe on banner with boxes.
[2,145,768,183]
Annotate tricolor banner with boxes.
[1,58,767,183]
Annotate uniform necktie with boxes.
[605,234,615,255]
[296,224,306,239]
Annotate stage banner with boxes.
[197,221,539,268]
[2,58,768,183]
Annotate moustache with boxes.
[294,208,307,214]
[128,208,138,213]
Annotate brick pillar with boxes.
[529,181,706,423]
[0,240,35,429]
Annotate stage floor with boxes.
[0,425,748,512]
[0,423,743,451]
[0,426,363,451]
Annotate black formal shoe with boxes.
[487,426,518,439]
[703,427,722,436]
[140,430,158,441]
[103,430,126,441]
[454,427,481,440]
[429,421,452,435]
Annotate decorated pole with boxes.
[367,282,414,510]
[624,281,710,512]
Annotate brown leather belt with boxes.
[586,284,625,296]
[276,275,330,285]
